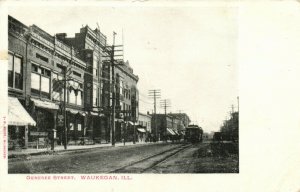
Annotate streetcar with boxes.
[184,125,203,143]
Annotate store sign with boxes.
[30,131,48,136]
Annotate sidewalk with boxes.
[8,141,158,159]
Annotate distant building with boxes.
[151,113,189,141]
[138,112,151,132]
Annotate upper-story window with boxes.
[93,84,98,107]
[52,73,63,101]
[31,64,50,98]
[93,55,98,76]
[36,53,49,63]
[8,53,23,90]
[68,80,83,106]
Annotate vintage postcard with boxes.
[0,1,299,192]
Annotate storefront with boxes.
[8,97,36,149]
[137,126,146,142]
[29,98,59,148]
[67,109,86,145]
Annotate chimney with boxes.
[56,33,67,41]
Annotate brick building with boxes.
[57,26,139,143]
[151,113,190,141]
[8,16,88,149]
[7,15,139,148]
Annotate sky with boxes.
[8,3,238,132]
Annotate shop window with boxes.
[8,53,23,90]
[78,124,82,131]
[69,123,74,131]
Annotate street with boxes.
[8,142,238,173]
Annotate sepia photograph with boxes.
[6,4,238,174]
[2,1,300,192]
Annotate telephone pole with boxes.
[160,99,171,116]
[160,99,171,142]
[111,31,117,147]
[102,31,124,146]
[148,89,161,141]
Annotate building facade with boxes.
[7,15,139,149]
[151,113,190,141]
[137,112,151,142]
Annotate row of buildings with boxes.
[7,15,191,149]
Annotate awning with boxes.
[90,112,99,116]
[115,118,124,122]
[68,109,80,114]
[137,128,146,133]
[31,98,59,110]
[89,112,104,117]
[173,130,179,135]
[8,97,36,126]
[79,112,86,116]
[166,128,176,135]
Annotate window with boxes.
[52,73,62,101]
[31,64,50,98]
[73,71,81,78]
[93,55,98,76]
[69,89,76,104]
[41,76,50,93]
[78,124,82,131]
[31,73,40,90]
[93,84,98,106]
[77,90,82,106]
[69,123,74,131]
[68,80,82,106]
[120,81,123,95]
[36,53,49,63]
[8,53,23,90]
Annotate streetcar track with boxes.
[108,143,192,173]
[141,145,192,173]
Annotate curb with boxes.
[8,142,163,159]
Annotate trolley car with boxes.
[185,125,203,143]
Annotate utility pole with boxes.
[160,99,171,115]
[160,99,171,142]
[102,31,124,146]
[110,31,117,147]
[63,66,67,149]
[148,89,161,141]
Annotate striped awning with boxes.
[166,128,176,135]
[8,97,36,126]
